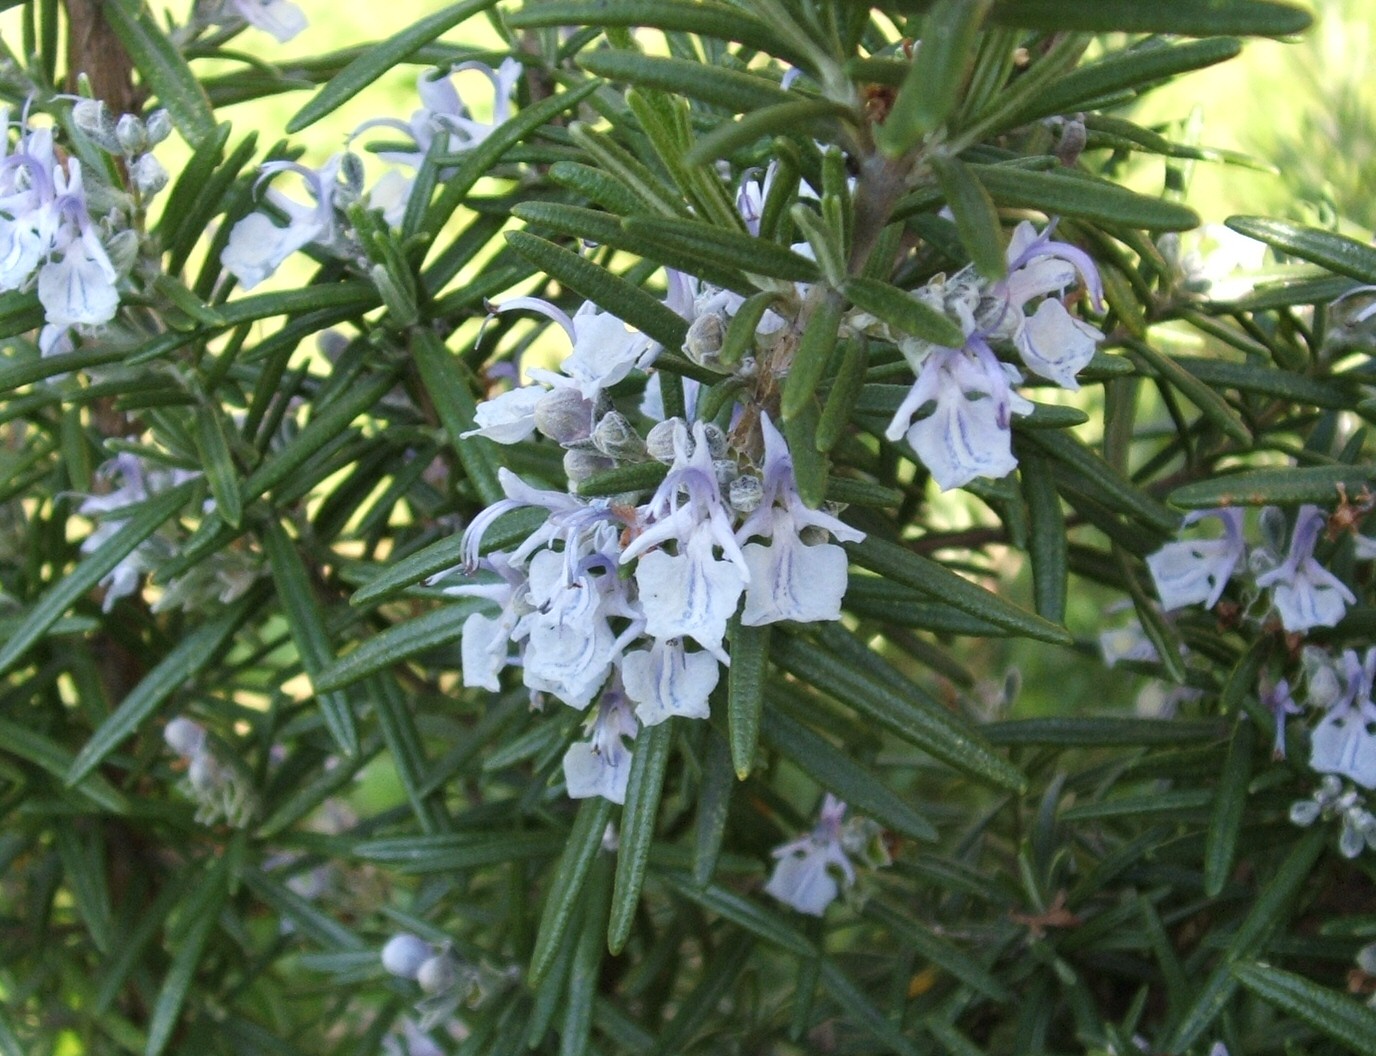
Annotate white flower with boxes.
[885,340,1027,491]
[992,220,1105,390]
[222,156,344,290]
[518,549,619,710]
[37,217,119,328]
[358,59,522,171]
[230,0,307,42]
[1256,505,1355,632]
[1310,649,1376,790]
[735,414,863,626]
[764,795,857,916]
[461,384,544,444]
[622,637,718,726]
[622,422,750,660]
[1146,508,1246,611]
[563,691,639,804]
[500,297,655,402]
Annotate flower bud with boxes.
[728,474,762,513]
[72,99,120,153]
[712,457,737,486]
[131,153,168,196]
[564,447,613,485]
[104,229,140,279]
[646,418,685,463]
[701,422,728,459]
[534,387,593,444]
[316,330,350,362]
[187,751,224,793]
[416,954,456,994]
[145,110,172,145]
[115,113,147,156]
[591,411,646,461]
[163,717,206,758]
[684,312,728,371]
[381,934,433,979]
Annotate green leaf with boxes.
[576,461,670,498]
[931,155,1006,279]
[349,535,468,607]
[1016,447,1066,622]
[817,337,869,453]
[0,717,127,812]
[719,291,782,367]
[577,51,792,113]
[263,520,359,756]
[1166,827,1326,1053]
[772,630,1027,792]
[240,369,396,507]
[1169,464,1375,508]
[507,0,808,67]
[353,831,561,871]
[782,400,830,508]
[1227,215,1376,283]
[685,99,847,165]
[103,0,216,148]
[193,405,243,529]
[649,934,755,1056]
[1126,341,1251,443]
[660,871,815,956]
[530,797,614,985]
[287,0,500,132]
[1026,429,1179,533]
[408,328,502,506]
[314,601,484,692]
[0,480,195,678]
[727,619,769,779]
[878,0,991,153]
[145,855,230,1056]
[693,730,736,886]
[843,276,967,347]
[983,717,1225,747]
[609,719,674,954]
[1233,961,1376,1055]
[505,231,691,352]
[866,900,1011,1001]
[984,0,1310,36]
[423,78,604,234]
[1010,38,1242,124]
[623,215,821,283]
[1203,715,1255,898]
[846,536,1072,644]
[971,164,1199,231]
[782,291,845,420]
[66,602,248,786]
[820,960,925,1056]
[761,704,937,842]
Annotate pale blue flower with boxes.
[461,384,544,444]
[884,338,1028,491]
[1146,508,1246,611]
[1256,505,1355,632]
[765,795,856,916]
[1310,649,1376,790]
[222,156,344,290]
[622,422,748,660]
[563,689,639,804]
[230,0,306,41]
[991,220,1105,390]
[736,414,862,626]
[621,636,718,726]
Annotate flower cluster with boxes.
[0,103,163,350]
[380,933,514,1032]
[855,221,1105,491]
[77,453,199,612]
[433,274,863,802]
[1146,503,1358,633]
[163,717,255,827]
[224,57,522,288]
[764,795,890,916]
